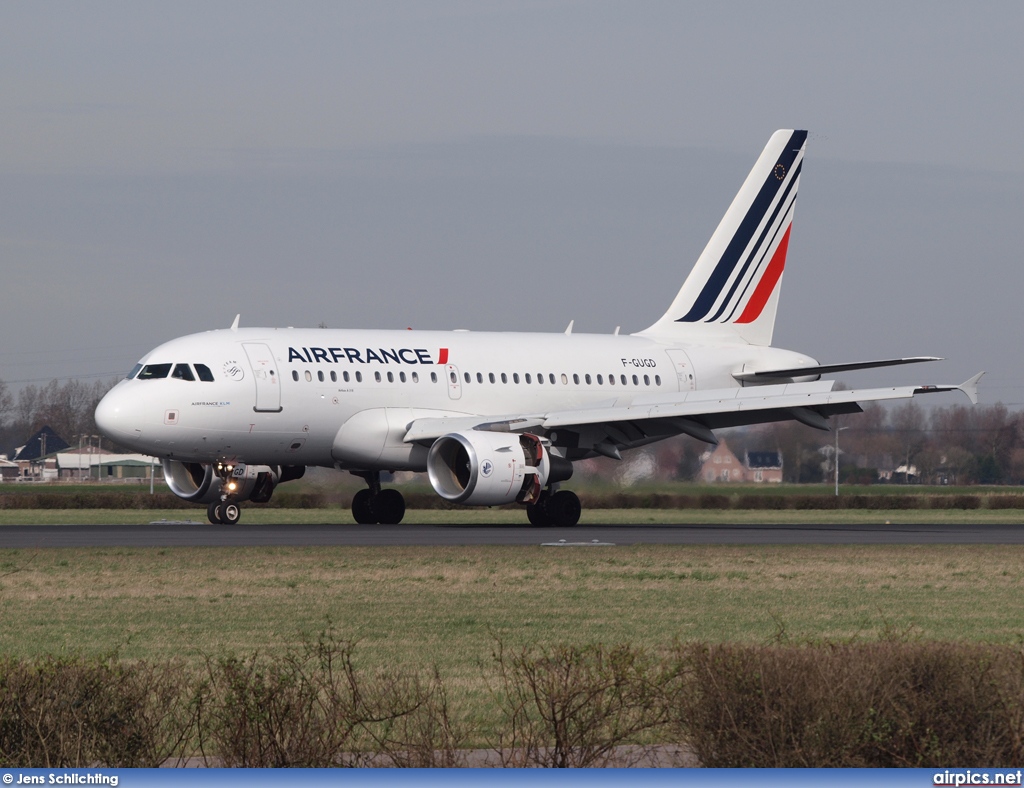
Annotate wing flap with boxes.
[733,356,942,382]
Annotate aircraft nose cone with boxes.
[94,385,141,445]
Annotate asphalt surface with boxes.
[0,522,1022,548]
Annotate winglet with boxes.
[959,372,984,405]
[230,314,240,332]
[565,320,574,335]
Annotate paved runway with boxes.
[0,521,1022,548]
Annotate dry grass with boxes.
[1,544,1023,673]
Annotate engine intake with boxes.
[427,431,571,506]
[162,460,304,504]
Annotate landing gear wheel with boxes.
[526,497,552,526]
[221,502,241,525]
[207,502,224,524]
[352,489,376,524]
[372,489,406,525]
[546,490,581,527]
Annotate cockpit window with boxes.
[137,363,172,380]
[195,364,214,382]
[171,364,195,381]
[126,363,143,380]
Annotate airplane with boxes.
[94,129,982,527]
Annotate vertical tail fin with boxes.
[639,129,807,346]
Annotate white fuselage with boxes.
[95,326,817,470]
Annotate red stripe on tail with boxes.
[736,224,791,324]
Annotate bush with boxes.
[668,642,1024,767]
[194,633,463,767]
[988,495,1024,509]
[0,655,194,767]
[929,495,982,510]
[490,641,669,767]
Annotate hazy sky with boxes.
[2,1,1023,406]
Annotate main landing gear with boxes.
[351,471,406,525]
[526,487,582,527]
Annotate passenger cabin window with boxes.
[138,363,172,380]
[195,364,214,382]
[292,371,299,381]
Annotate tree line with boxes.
[0,377,116,458]
[701,401,1023,485]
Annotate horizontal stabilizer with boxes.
[733,356,942,382]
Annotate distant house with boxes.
[699,440,784,483]
[699,441,746,483]
[746,450,783,483]
[57,450,163,481]
[11,426,70,481]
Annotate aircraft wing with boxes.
[731,356,942,382]
[403,373,983,453]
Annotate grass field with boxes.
[1,542,1022,677]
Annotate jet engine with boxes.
[426,431,572,506]
[162,460,305,505]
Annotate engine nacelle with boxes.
[427,431,572,506]
[162,460,304,504]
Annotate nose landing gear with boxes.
[350,471,406,524]
[207,461,244,524]
[207,500,241,525]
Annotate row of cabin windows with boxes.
[458,371,662,387]
[293,369,435,384]
[290,368,662,387]
[129,363,215,382]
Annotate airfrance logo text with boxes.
[288,347,449,365]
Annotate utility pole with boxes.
[834,426,849,496]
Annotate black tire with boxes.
[547,490,581,527]
[207,502,223,525]
[221,502,241,525]
[352,489,377,524]
[372,488,406,525]
[526,501,552,526]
